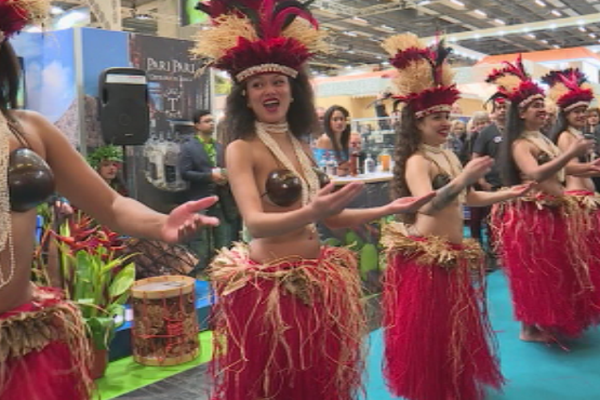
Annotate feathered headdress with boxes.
[486,55,544,109]
[541,68,594,113]
[0,0,49,37]
[87,145,123,169]
[381,33,460,119]
[191,0,327,83]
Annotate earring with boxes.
[242,90,246,96]
[291,97,295,103]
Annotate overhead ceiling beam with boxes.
[423,13,600,43]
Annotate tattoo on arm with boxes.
[419,183,463,215]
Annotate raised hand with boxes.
[384,191,436,214]
[160,196,220,244]
[308,182,364,220]
[461,156,494,186]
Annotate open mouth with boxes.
[263,99,280,113]
[438,131,449,137]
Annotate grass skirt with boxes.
[491,194,596,336]
[381,223,504,400]
[208,244,365,400]
[0,286,93,400]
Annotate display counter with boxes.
[319,172,394,295]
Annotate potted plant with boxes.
[53,212,136,379]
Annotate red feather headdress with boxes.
[191,0,327,82]
[541,68,594,112]
[382,33,460,118]
[0,0,49,38]
[486,55,545,109]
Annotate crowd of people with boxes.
[5,1,600,400]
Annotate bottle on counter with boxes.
[350,142,360,177]
[319,151,328,172]
[364,154,376,174]
[379,149,391,172]
[326,152,338,176]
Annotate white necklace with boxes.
[255,121,319,206]
[0,113,16,289]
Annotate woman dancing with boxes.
[379,33,529,400]
[489,57,595,342]
[191,2,434,399]
[0,2,218,399]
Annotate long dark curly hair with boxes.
[391,106,423,223]
[223,68,317,145]
[549,110,568,144]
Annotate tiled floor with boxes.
[116,364,211,399]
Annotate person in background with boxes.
[541,99,558,136]
[462,111,492,247]
[446,119,466,157]
[472,94,508,268]
[179,110,239,275]
[87,145,128,196]
[316,105,352,175]
[585,107,600,191]
[0,3,218,399]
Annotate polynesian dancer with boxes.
[543,68,600,325]
[489,57,596,342]
[191,2,435,399]
[378,33,529,400]
[0,2,219,399]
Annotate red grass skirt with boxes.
[491,196,595,336]
[565,190,600,322]
[381,224,504,400]
[0,287,93,400]
[208,244,365,400]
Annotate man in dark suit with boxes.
[179,110,239,275]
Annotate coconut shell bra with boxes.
[9,126,55,212]
[263,167,330,207]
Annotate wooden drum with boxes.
[131,275,199,366]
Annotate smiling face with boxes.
[566,105,588,130]
[519,99,547,131]
[417,112,452,146]
[245,73,292,124]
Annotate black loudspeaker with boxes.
[99,68,149,146]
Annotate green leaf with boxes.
[108,263,135,298]
[359,243,379,280]
[345,230,364,251]
[86,317,116,350]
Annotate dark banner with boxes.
[129,33,211,134]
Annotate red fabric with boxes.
[0,287,90,400]
[0,1,29,37]
[492,200,596,336]
[210,247,363,400]
[382,242,503,400]
[565,191,600,321]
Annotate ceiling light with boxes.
[344,31,358,37]
[549,23,557,29]
[541,39,549,44]
[535,0,546,6]
[591,33,597,38]
[474,33,481,39]
[577,20,585,25]
[50,6,64,15]
[553,44,560,49]
[450,0,465,7]
[499,30,506,36]
[526,33,536,39]
[474,10,487,17]
[580,26,587,32]
[382,61,390,66]
[380,25,394,32]
[352,16,368,24]
[418,0,432,5]
[25,26,42,33]
[494,19,505,25]
[551,9,562,17]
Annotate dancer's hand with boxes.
[308,182,364,220]
[383,191,436,214]
[160,196,220,243]
[507,183,534,198]
[566,137,595,158]
[461,156,494,186]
